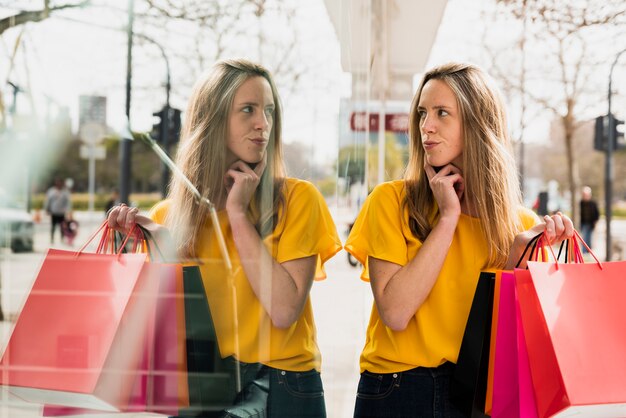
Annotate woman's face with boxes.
[417,79,464,169]
[226,76,275,166]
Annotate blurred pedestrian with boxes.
[44,177,72,244]
[107,59,341,417]
[104,188,120,216]
[345,62,574,418]
[580,185,599,252]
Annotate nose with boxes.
[254,110,270,131]
[421,113,435,134]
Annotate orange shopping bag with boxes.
[0,224,162,412]
[516,232,626,417]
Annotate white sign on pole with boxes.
[79,145,106,160]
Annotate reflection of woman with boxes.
[108,59,341,417]
[345,62,574,417]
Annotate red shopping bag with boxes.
[516,234,626,417]
[0,225,162,411]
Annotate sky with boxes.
[0,0,348,164]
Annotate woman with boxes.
[345,62,573,417]
[108,59,341,417]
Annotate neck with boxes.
[460,197,479,218]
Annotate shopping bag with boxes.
[451,272,495,418]
[174,265,270,418]
[484,270,502,415]
[516,241,626,417]
[174,265,238,416]
[514,283,538,418]
[0,245,159,411]
[491,271,520,418]
[42,261,189,416]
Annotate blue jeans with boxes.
[173,364,325,418]
[580,223,594,253]
[353,362,467,418]
[268,368,326,417]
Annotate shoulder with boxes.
[517,206,540,230]
[149,200,172,224]
[283,177,323,202]
[368,180,406,206]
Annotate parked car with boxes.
[0,191,34,253]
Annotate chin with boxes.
[243,155,264,164]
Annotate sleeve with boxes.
[519,206,541,230]
[275,180,342,280]
[344,182,409,279]
[592,202,600,224]
[148,200,169,225]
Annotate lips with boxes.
[250,138,268,146]
[423,141,439,151]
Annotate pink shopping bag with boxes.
[514,285,538,418]
[491,271,519,418]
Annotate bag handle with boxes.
[566,230,603,269]
[548,230,603,270]
[75,221,144,258]
[516,231,559,269]
[515,232,542,268]
[136,225,167,262]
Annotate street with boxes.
[0,209,624,417]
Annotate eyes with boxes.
[418,108,449,120]
[241,105,275,118]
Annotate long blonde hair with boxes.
[404,62,523,268]
[166,59,286,258]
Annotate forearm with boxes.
[228,212,310,328]
[373,216,458,331]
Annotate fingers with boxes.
[541,212,575,244]
[106,204,139,232]
[224,160,262,191]
[424,162,437,180]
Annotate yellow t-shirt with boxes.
[344,180,537,374]
[150,178,341,372]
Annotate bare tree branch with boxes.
[0,1,90,35]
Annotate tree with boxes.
[0,0,90,35]
[486,0,626,224]
[138,0,308,101]
[0,1,90,129]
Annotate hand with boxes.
[521,211,574,246]
[506,211,575,269]
[224,156,267,216]
[424,161,465,219]
[106,204,154,233]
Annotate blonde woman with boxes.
[345,62,573,417]
[108,59,341,417]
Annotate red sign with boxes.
[350,112,409,133]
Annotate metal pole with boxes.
[135,34,171,197]
[605,48,626,261]
[119,0,134,204]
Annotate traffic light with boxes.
[151,107,166,144]
[613,114,625,150]
[151,106,181,145]
[593,113,625,152]
[168,108,181,144]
